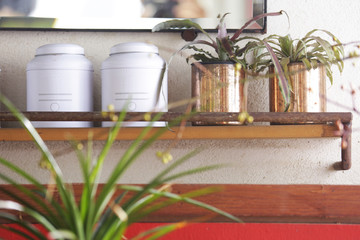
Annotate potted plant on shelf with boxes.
[246,29,345,113]
[0,94,239,240]
[152,11,287,125]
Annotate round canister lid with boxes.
[110,42,159,55]
[35,43,85,55]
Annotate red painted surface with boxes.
[1,223,360,239]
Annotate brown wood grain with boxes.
[0,112,353,124]
[0,125,340,141]
[1,184,360,224]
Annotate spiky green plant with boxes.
[0,93,240,240]
[242,29,345,111]
[248,29,345,85]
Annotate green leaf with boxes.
[231,11,286,41]
[132,222,187,240]
[0,224,38,240]
[262,40,290,109]
[0,200,58,238]
[122,185,241,223]
[152,19,214,44]
[301,58,312,70]
[0,211,47,240]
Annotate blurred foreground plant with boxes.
[0,94,239,240]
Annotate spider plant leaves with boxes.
[121,185,241,223]
[230,10,286,41]
[0,211,47,240]
[0,172,64,228]
[248,28,345,92]
[301,58,312,70]
[278,35,293,58]
[263,40,290,109]
[0,94,62,180]
[0,95,85,238]
[131,222,188,240]
[0,200,58,235]
[0,93,239,239]
[306,36,336,61]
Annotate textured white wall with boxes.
[1,0,360,184]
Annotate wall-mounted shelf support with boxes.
[341,122,352,170]
[0,112,353,170]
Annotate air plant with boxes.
[152,11,286,65]
[240,29,344,110]
[248,29,345,84]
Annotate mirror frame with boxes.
[0,0,267,33]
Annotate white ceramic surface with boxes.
[27,43,94,128]
[101,42,168,127]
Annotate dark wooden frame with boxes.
[0,0,267,33]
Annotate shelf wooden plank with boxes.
[1,184,360,224]
[0,112,353,124]
[0,112,351,170]
[0,125,340,141]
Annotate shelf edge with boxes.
[0,125,339,141]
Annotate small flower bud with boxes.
[111,114,118,122]
[77,143,83,150]
[238,112,248,124]
[107,104,115,112]
[144,112,152,121]
[101,111,108,118]
[247,116,254,124]
[156,151,173,164]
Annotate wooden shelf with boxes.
[0,125,342,141]
[0,112,352,170]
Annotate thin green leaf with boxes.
[161,164,225,184]
[122,185,241,223]
[231,11,286,41]
[122,148,201,212]
[0,158,44,189]
[152,19,214,44]
[262,40,290,109]
[0,172,65,228]
[133,222,187,240]
[0,200,58,234]
[0,224,38,240]
[126,185,223,224]
[48,229,77,240]
[0,94,84,237]
[93,191,128,239]
[0,94,62,181]
[0,205,48,240]
[93,112,174,228]
[301,58,312,70]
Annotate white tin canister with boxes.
[101,42,168,127]
[27,43,93,128]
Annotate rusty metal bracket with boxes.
[341,122,352,170]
